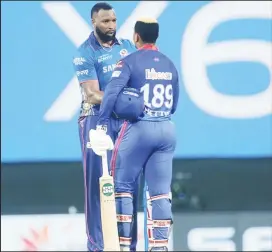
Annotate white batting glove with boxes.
[86,126,114,156]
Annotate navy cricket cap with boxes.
[113,87,144,121]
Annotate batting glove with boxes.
[86,126,114,156]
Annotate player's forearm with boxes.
[86,90,104,104]
[97,80,125,125]
[97,91,117,125]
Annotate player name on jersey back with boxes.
[145,68,173,80]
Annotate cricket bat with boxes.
[99,150,120,251]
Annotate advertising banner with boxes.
[173,212,272,251]
[1,213,173,251]
[2,1,271,162]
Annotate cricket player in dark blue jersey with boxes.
[89,18,180,251]
[72,3,139,251]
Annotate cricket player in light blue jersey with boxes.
[72,2,138,251]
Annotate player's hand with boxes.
[86,126,114,156]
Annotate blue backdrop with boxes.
[2,1,272,162]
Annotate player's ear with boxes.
[91,17,96,27]
[134,32,140,44]
[133,32,137,45]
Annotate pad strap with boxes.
[116,214,133,223]
[150,194,169,201]
[153,220,172,228]
[148,239,168,247]
[119,237,132,246]
[115,192,133,199]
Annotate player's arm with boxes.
[81,81,104,104]
[73,50,103,104]
[97,61,131,127]
[171,68,180,114]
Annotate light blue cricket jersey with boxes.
[73,31,136,115]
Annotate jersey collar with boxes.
[138,44,159,51]
[89,31,121,50]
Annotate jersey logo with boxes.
[73,57,86,65]
[76,69,88,76]
[112,71,121,78]
[120,49,128,57]
[103,64,116,73]
[98,54,113,63]
[115,60,123,68]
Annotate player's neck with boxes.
[142,43,155,46]
[138,43,158,51]
[100,40,114,48]
[139,42,153,47]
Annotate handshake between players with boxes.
[88,17,179,252]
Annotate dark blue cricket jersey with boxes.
[97,44,180,126]
[73,32,136,115]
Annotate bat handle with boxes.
[101,151,110,177]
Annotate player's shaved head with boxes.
[133,18,159,47]
[91,2,113,18]
[91,2,117,43]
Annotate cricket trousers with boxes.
[112,120,176,250]
[78,115,139,251]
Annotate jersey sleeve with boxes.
[171,67,180,114]
[72,47,97,84]
[97,60,131,126]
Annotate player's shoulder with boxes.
[78,37,95,54]
[117,38,135,48]
[157,51,178,71]
[73,36,96,64]
[117,49,138,65]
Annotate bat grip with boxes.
[101,151,109,176]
